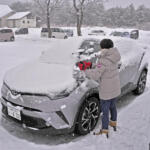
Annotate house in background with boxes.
[0,4,14,28]
[7,11,37,28]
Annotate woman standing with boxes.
[84,39,121,138]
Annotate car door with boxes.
[117,40,143,93]
[59,29,65,39]
[54,28,60,38]
[53,28,63,39]
[2,30,7,41]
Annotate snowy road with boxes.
[0,30,150,150]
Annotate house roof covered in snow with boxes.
[7,11,31,20]
[0,4,13,18]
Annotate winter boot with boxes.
[93,129,109,138]
[109,120,117,131]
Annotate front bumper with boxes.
[0,97,76,134]
[0,80,96,134]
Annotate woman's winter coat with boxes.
[85,47,121,100]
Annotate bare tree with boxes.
[34,0,61,38]
[73,0,87,36]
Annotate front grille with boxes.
[22,114,46,128]
[2,103,46,129]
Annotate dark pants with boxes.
[101,98,117,130]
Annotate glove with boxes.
[77,61,92,71]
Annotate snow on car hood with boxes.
[4,60,77,98]
[3,38,86,98]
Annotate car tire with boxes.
[10,37,15,41]
[64,36,68,39]
[75,97,100,135]
[133,70,147,95]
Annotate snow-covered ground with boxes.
[0,28,150,150]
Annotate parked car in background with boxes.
[110,30,139,39]
[63,29,74,37]
[0,29,15,42]
[88,30,106,36]
[130,30,139,39]
[41,28,68,39]
[0,37,148,135]
[15,28,29,35]
[110,31,124,37]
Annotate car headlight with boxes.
[51,82,78,100]
[1,82,9,98]
[51,90,70,100]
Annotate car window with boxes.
[123,32,129,35]
[41,28,48,32]
[111,32,122,36]
[53,28,59,32]
[79,40,100,54]
[51,28,55,32]
[92,30,98,33]
[80,40,92,50]
[59,29,64,33]
[92,30,104,33]
[0,29,12,33]
[94,42,100,52]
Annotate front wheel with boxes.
[75,97,100,135]
[64,36,68,39]
[133,70,147,95]
[10,36,15,41]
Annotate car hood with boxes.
[4,60,77,98]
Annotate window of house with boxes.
[22,20,25,24]
[27,21,30,24]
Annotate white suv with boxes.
[41,28,68,39]
[0,37,148,135]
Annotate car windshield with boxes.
[39,38,82,65]
[41,28,48,32]
[79,39,100,54]
[112,32,122,36]
[92,30,103,33]
[64,29,72,33]
[123,32,129,35]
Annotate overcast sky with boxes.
[0,0,150,8]
[105,0,150,8]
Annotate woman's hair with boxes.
[100,39,114,49]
